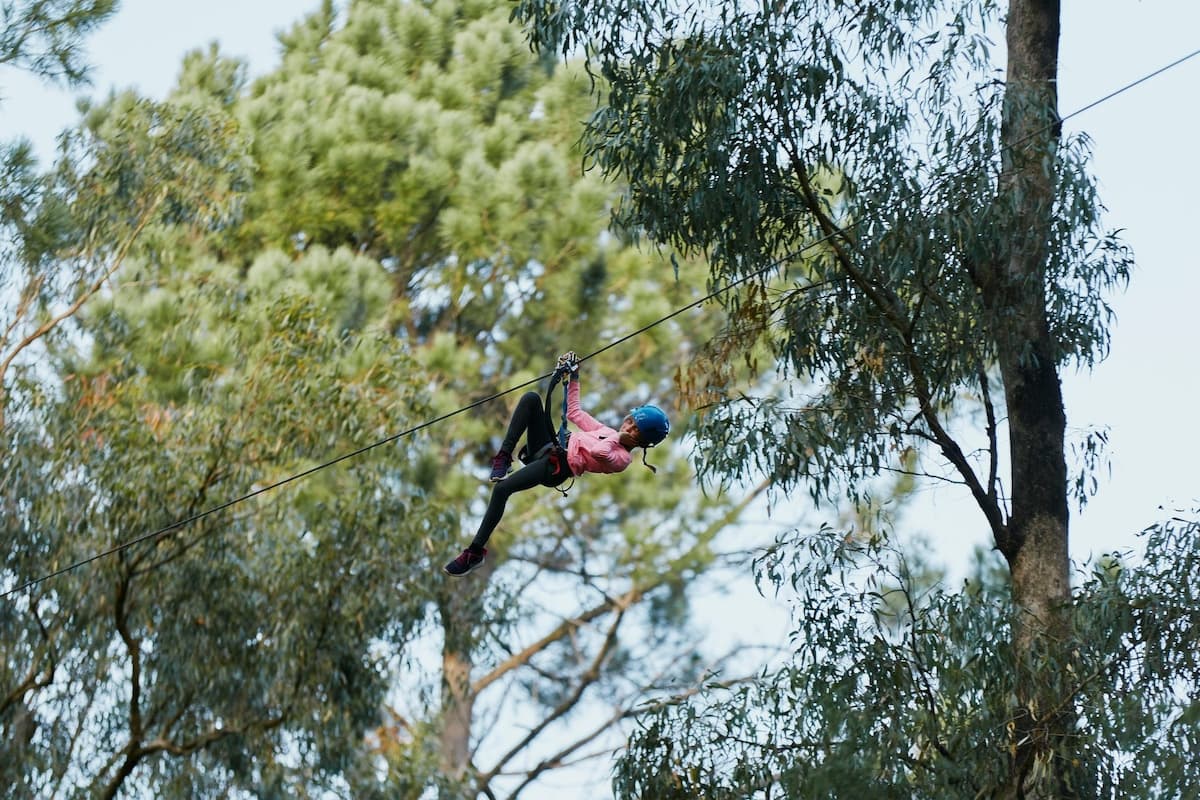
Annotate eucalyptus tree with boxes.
[2,7,292,792]
[512,0,1159,797]
[0,76,448,797]
[1,93,247,427]
[609,511,1200,800]
[11,252,439,800]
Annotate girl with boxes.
[443,353,670,577]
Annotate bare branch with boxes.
[477,608,626,793]
[473,586,640,695]
[475,478,770,695]
[978,364,1000,508]
[501,637,769,800]
[0,272,45,352]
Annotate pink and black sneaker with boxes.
[489,450,513,482]
[444,547,487,577]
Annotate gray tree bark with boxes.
[989,1,1078,796]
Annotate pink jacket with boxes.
[565,379,632,476]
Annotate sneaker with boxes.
[489,450,513,482]
[444,547,487,577]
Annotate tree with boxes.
[612,511,1200,799]
[3,246,446,799]
[0,93,249,428]
[513,0,1145,796]
[223,3,765,795]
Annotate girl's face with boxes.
[618,415,641,448]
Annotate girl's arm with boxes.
[566,377,605,432]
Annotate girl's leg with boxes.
[500,392,552,456]
[469,457,553,551]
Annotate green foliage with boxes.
[614,515,1200,798]
[41,91,251,256]
[234,0,597,284]
[1,89,251,429]
[2,250,439,797]
[1071,514,1200,797]
[511,0,1149,796]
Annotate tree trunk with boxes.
[993,1,1078,797]
[440,647,475,781]
[436,559,494,789]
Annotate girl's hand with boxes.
[556,351,580,375]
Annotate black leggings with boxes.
[470,392,572,551]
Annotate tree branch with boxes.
[476,478,770,695]
[777,132,1009,545]
[502,637,770,800]
[1,601,59,715]
[894,557,956,764]
[113,569,143,741]
[472,586,639,695]
[978,364,1001,510]
[477,607,626,793]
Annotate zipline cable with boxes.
[1058,46,1200,125]
[3,376,551,598]
[4,45,1198,601]
[3,255,781,600]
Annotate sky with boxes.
[1,0,1198,794]
[1054,3,1200,558]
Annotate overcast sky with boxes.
[1054,3,1199,558]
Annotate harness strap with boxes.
[544,371,571,449]
[546,448,574,497]
[543,370,574,497]
[559,375,570,449]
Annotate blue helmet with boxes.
[629,405,670,447]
